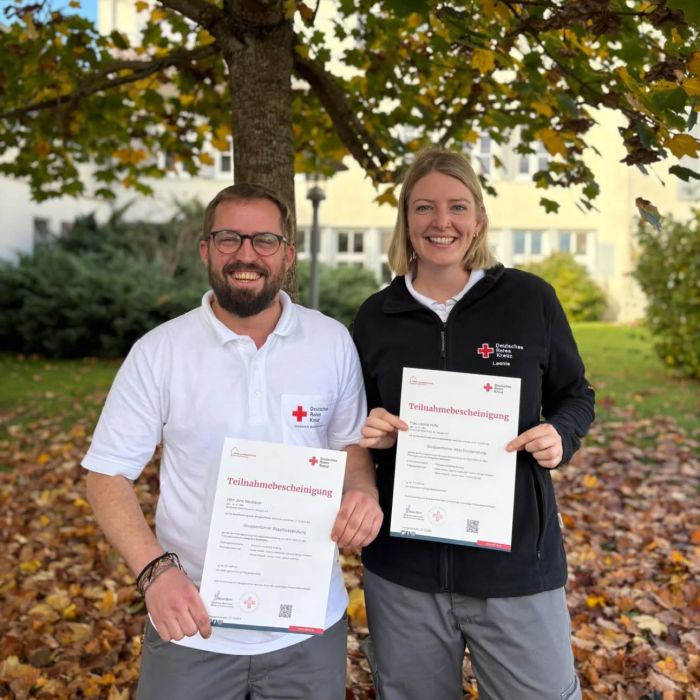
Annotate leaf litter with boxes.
[0,409,697,699]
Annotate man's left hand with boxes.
[331,488,383,550]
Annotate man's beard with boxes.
[209,260,286,318]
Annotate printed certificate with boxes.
[199,438,346,634]
[390,368,521,551]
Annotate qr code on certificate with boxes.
[466,519,479,534]
[279,604,293,619]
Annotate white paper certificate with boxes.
[391,368,521,551]
[199,438,346,635]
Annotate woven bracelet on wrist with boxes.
[136,552,184,597]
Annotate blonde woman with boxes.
[352,148,593,700]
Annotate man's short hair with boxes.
[201,183,294,243]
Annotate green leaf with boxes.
[539,197,560,213]
[667,0,700,25]
[383,0,430,17]
[669,165,700,182]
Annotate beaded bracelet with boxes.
[136,552,184,596]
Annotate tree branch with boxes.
[293,50,393,183]
[0,44,218,121]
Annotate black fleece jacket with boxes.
[352,265,595,597]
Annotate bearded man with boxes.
[83,183,382,700]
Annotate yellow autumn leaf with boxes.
[472,48,496,75]
[535,128,568,157]
[180,93,195,107]
[73,496,90,509]
[375,188,398,207]
[212,137,230,152]
[682,77,700,96]
[669,549,689,565]
[135,1,149,12]
[98,589,118,614]
[150,8,167,22]
[215,123,231,140]
[199,153,215,166]
[37,452,50,464]
[665,134,700,158]
[689,52,700,77]
[347,588,367,626]
[46,592,72,611]
[655,656,690,682]
[582,474,598,488]
[478,0,496,19]
[19,559,42,574]
[531,100,554,118]
[586,594,605,608]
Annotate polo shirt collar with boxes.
[200,289,298,345]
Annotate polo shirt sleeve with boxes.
[324,329,367,452]
[82,335,167,480]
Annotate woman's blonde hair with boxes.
[387,147,498,275]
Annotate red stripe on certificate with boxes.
[289,625,324,635]
[477,540,511,551]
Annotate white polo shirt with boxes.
[82,290,367,655]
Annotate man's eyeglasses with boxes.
[209,230,289,257]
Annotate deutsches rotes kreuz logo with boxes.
[476,341,524,367]
[290,403,329,429]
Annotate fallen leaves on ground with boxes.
[0,409,698,699]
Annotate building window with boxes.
[476,134,491,175]
[558,232,571,254]
[353,232,364,253]
[512,230,543,257]
[517,139,549,176]
[337,232,349,253]
[575,232,587,255]
[531,231,542,255]
[219,151,232,174]
[33,217,51,245]
[513,231,526,255]
[216,138,233,176]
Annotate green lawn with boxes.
[0,355,121,432]
[0,323,698,442]
[572,322,699,435]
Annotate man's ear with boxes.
[199,239,210,266]
[284,243,296,269]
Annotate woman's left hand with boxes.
[506,423,563,469]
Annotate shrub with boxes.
[517,252,607,321]
[0,204,207,358]
[632,213,700,379]
[296,261,380,327]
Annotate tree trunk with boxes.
[223,2,295,215]
[222,2,297,295]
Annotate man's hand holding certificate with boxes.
[199,439,345,635]
[391,368,521,551]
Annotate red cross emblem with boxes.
[243,596,256,609]
[483,383,493,392]
[432,511,444,523]
[477,343,494,359]
[291,405,308,422]
[309,456,318,466]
